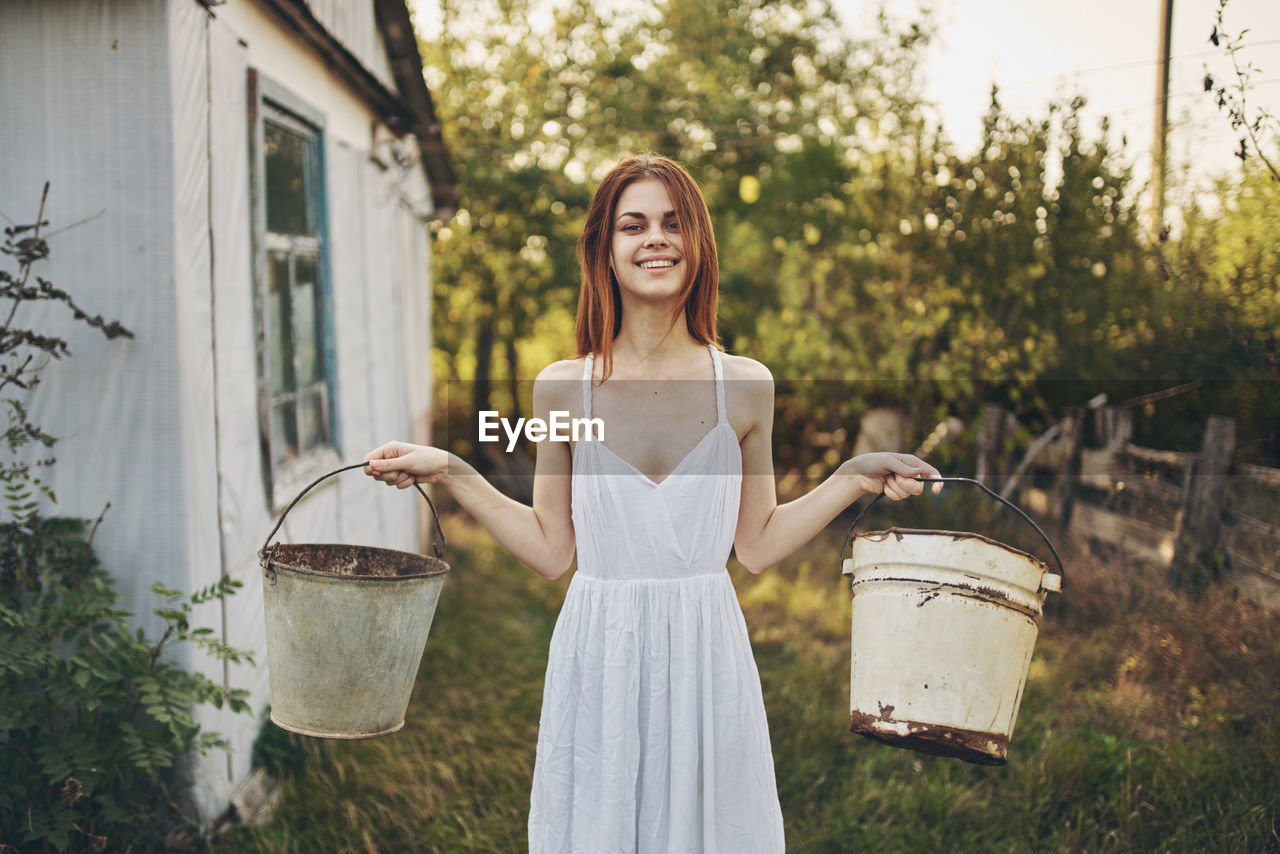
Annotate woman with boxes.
[364,154,941,853]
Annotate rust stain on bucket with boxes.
[848,710,1011,765]
[266,543,446,579]
[844,524,1062,765]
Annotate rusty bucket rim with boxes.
[842,476,1065,584]
[845,526,1050,575]
[258,543,451,582]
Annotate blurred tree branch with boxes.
[1204,0,1280,181]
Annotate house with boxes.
[0,0,454,823]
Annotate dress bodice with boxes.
[570,346,742,581]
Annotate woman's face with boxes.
[608,179,687,304]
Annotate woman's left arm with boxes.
[731,359,941,573]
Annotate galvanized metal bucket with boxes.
[841,477,1064,765]
[258,462,450,739]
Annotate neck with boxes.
[611,295,699,374]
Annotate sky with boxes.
[413,0,1280,196]
[846,0,1280,192]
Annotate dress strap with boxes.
[582,353,595,419]
[709,346,727,424]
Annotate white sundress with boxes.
[528,345,786,854]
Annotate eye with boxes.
[622,223,643,232]
[666,220,680,231]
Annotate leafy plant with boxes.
[0,547,254,852]
[1,185,254,852]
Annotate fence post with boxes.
[1171,415,1237,586]
[1096,405,1133,448]
[1055,408,1086,534]
[976,405,1012,488]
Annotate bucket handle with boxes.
[261,462,447,562]
[841,477,1065,585]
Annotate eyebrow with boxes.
[616,210,677,221]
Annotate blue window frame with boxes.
[248,71,339,507]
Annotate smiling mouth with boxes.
[637,259,678,269]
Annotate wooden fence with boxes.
[976,403,1280,611]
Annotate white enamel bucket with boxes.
[841,477,1064,764]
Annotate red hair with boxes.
[575,154,719,380]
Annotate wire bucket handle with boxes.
[261,462,447,563]
[841,477,1065,584]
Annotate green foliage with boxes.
[0,185,253,851]
[0,521,254,852]
[209,517,1280,852]
[1133,163,1280,456]
[422,0,1280,475]
[423,0,1273,472]
[249,707,314,778]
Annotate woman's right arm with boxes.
[363,361,577,580]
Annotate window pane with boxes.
[267,252,295,396]
[298,387,327,453]
[293,254,321,385]
[264,122,310,236]
[271,400,298,467]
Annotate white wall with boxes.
[193,0,435,821]
[1,0,439,825]
[212,0,380,152]
[0,0,186,636]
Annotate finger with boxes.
[917,459,943,487]
[892,454,942,492]
[368,453,410,476]
[880,476,902,501]
[892,474,925,500]
[881,454,922,477]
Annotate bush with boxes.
[0,517,253,852]
[0,185,254,851]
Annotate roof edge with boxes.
[373,0,458,218]
[257,0,457,219]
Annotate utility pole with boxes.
[1153,0,1175,234]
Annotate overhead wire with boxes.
[997,39,1280,91]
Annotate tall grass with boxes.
[215,500,1280,853]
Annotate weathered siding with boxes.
[302,0,398,90]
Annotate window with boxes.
[249,72,338,506]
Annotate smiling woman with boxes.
[576,155,720,383]
[362,153,942,854]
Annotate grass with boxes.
[213,498,1280,853]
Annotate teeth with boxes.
[639,260,675,269]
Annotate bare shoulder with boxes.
[720,353,773,437]
[533,358,586,414]
[535,357,586,383]
[719,352,773,385]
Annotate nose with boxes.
[644,225,669,247]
